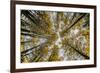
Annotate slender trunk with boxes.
[67,43,89,59]
[61,14,86,36]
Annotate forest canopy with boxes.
[20,10,90,63]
